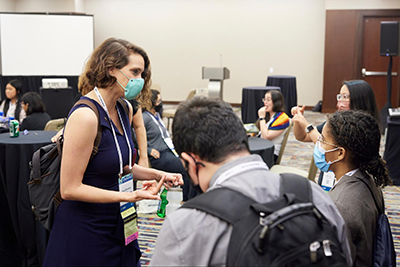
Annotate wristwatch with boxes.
[259,117,266,121]
[305,124,314,133]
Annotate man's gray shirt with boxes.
[149,155,352,266]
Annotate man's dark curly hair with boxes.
[172,97,249,163]
[327,110,392,187]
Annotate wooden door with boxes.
[322,10,400,114]
[362,16,400,111]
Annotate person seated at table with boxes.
[257,90,290,163]
[318,110,392,266]
[291,80,379,184]
[143,89,197,201]
[292,80,379,144]
[19,92,51,131]
[0,79,26,123]
[129,98,149,167]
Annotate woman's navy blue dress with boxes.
[43,97,141,267]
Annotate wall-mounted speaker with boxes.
[380,21,400,56]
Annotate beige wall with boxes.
[13,0,75,13]
[85,0,326,105]
[0,0,15,12]
[326,0,400,10]
[1,0,400,105]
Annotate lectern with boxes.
[202,67,230,99]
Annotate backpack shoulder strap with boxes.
[73,99,102,157]
[354,176,383,214]
[279,173,313,204]
[182,187,254,224]
[117,98,130,116]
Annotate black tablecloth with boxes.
[384,118,400,185]
[241,86,281,124]
[0,131,56,267]
[266,75,297,118]
[248,137,275,168]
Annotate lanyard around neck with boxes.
[213,161,269,187]
[146,111,170,139]
[94,87,132,176]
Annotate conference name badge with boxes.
[119,173,138,245]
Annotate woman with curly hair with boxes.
[43,38,183,267]
[316,110,392,266]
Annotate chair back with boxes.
[275,121,292,165]
[307,156,318,182]
[187,89,196,100]
[270,154,316,183]
[44,118,66,131]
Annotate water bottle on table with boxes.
[0,111,5,128]
[157,188,169,218]
[166,187,183,216]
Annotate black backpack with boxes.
[27,98,129,231]
[355,177,396,267]
[182,173,348,266]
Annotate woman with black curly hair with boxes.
[316,110,392,266]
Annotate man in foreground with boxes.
[150,97,351,266]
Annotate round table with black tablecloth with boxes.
[241,86,281,124]
[266,75,297,118]
[248,137,275,168]
[0,131,56,267]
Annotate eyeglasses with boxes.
[262,98,270,102]
[317,135,339,148]
[336,94,350,101]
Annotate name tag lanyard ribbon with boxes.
[94,87,138,245]
[146,111,179,157]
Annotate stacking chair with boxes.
[270,156,318,182]
[274,121,292,165]
[44,118,66,131]
[163,89,197,130]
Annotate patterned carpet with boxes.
[137,214,165,266]
[137,108,400,265]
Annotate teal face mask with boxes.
[116,69,144,100]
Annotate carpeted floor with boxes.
[137,108,400,266]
